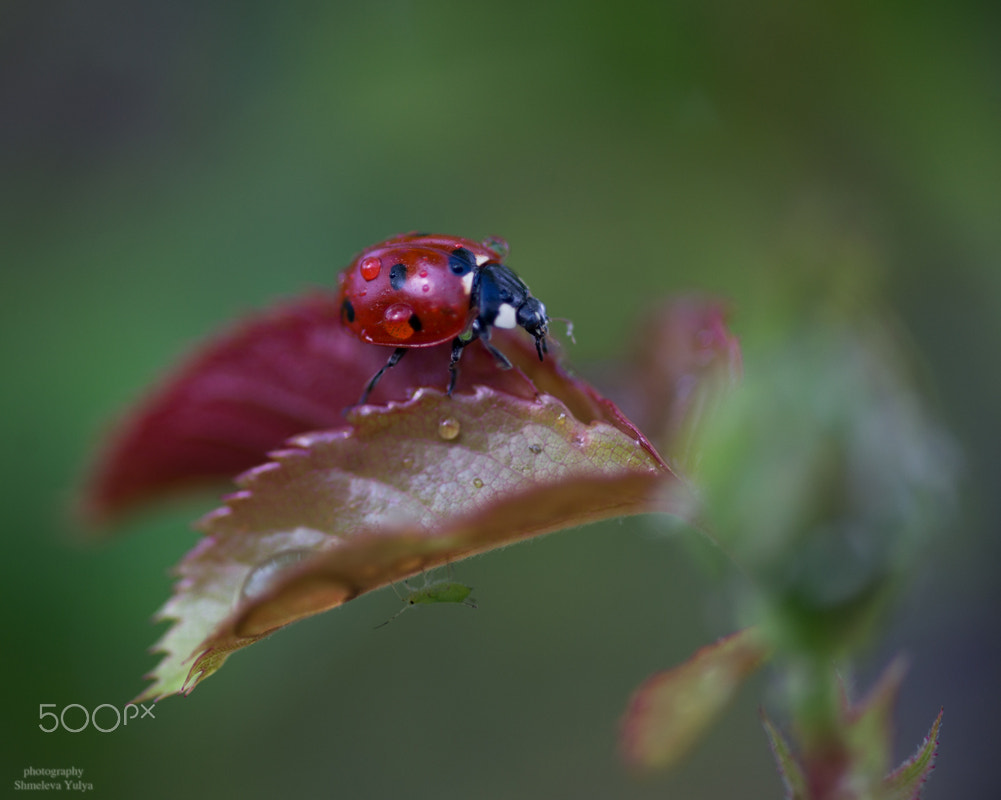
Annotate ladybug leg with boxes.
[477,325,512,370]
[358,347,407,405]
[448,326,515,396]
[483,341,512,370]
[447,337,468,396]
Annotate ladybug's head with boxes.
[517,297,549,361]
[472,260,550,362]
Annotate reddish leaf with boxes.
[76,286,741,699]
[82,293,655,525]
[138,387,685,700]
[619,627,770,771]
[615,295,742,469]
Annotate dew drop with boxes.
[383,303,416,340]
[473,477,484,488]
[529,443,543,454]
[481,235,510,261]
[240,548,315,603]
[360,256,382,281]
[438,417,461,440]
[422,284,431,293]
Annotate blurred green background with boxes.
[2,2,999,797]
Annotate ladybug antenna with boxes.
[549,316,576,345]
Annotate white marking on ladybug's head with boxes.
[460,271,475,294]
[494,302,518,329]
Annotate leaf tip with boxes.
[760,708,808,800]
[882,707,943,800]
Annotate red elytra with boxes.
[337,232,505,347]
[336,232,550,404]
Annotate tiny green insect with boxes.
[376,574,477,628]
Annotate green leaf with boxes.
[761,710,809,800]
[619,627,770,771]
[756,659,941,800]
[881,708,942,800]
[844,656,909,780]
[138,387,684,700]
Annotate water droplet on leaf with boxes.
[438,417,461,440]
[240,549,315,603]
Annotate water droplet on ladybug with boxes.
[383,303,416,340]
[418,269,428,278]
[438,417,461,440]
[240,548,314,603]
[481,235,510,260]
[360,256,382,281]
[421,284,431,293]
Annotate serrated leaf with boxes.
[755,660,941,800]
[619,627,770,771]
[881,709,942,800]
[81,293,601,526]
[138,387,684,700]
[761,710,809,800]
[844,656,909,779]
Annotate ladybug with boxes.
[337,232,550,404]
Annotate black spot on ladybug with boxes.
[390,263,407,291]
[409,313,423,332]
[341,298,355,323]
[448,248,475,275]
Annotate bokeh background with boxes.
[3,2,999,797]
